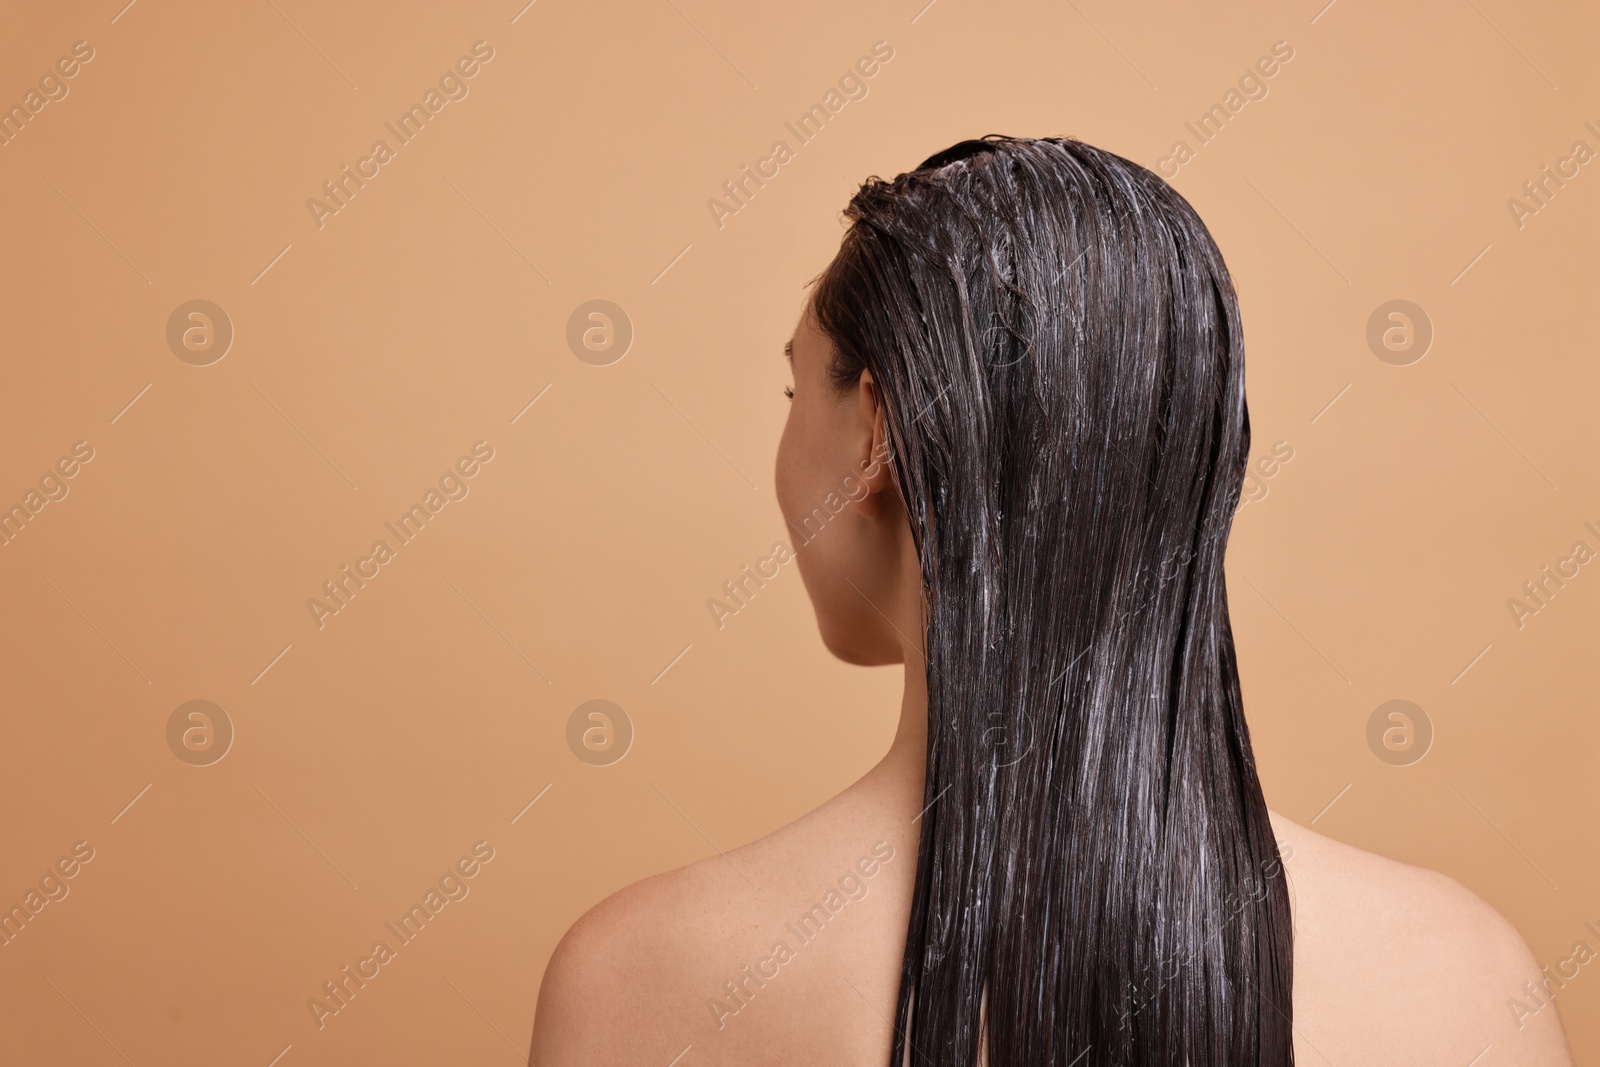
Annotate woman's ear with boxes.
[854,370,896,515]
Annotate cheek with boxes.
[774,413,803,525]
[774,401,834,523]
[775,409,842,578]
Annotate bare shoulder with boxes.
[533,803,1576,1065]
[528,858,720,1066]
[1268,810,1574,1066]
[531,794,915,1067]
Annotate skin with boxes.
[530,299,1576,1066]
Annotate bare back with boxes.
[531,762,1575,1066]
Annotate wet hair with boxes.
[811,136,1294,1066]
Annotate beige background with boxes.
[0,1,1595,1063]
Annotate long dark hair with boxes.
[811,136,1294,1066]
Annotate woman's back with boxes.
[531,754,1574,1065]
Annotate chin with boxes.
[817,621,904,667]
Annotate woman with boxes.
[530,137,1573,1065]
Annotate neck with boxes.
[869,649,929,817]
